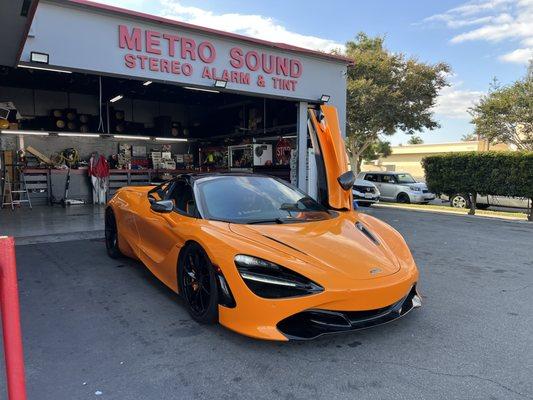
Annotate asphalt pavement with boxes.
[2,207,532,399]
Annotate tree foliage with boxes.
[343,33,450,171]
[422,152,533,219]
[362,139,391,160]
[407,136,424,145]
[469,72,533,151]
[461,133,477,141]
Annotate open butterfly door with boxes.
[308,105,354,211]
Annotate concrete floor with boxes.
[1,207,532,399]
[0,205,104,244]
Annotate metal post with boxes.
[0,236,27,400]
[296,102,308,191]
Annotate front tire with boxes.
[397,193,411,204]
[178,243,219,324]
[105,208,122,259]
[450,194,470,209]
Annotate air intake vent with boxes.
[355,222,380,245]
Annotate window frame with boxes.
[148,178,200,218]
[380,174,397,184]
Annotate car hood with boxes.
[407,182,427,190]
[229,215,401,280]
[354,178,376,188]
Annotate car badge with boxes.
[370,268,382,275]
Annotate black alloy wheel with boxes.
[397,193,411,204]
[105,209,122,259]
[179,243,219,324]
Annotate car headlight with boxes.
[234,255,323,299]
[409,186,421,192]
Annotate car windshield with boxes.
[395,173,416,184]
[195,175,334,224]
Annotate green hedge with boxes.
[422,152,533,216]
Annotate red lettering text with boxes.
[290,59,302,78]
[119,25,141,51]
[137,55,148,69]
[124,54,136,68]
[181,38,196,60]
[145,30,161,55]
[160,59,171,73]
[230,47,244,68]
[198,42,216,63]
[182,63,193,76]
[162,33,180,57]
[245,51,260,71]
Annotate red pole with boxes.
[0,236,27,400]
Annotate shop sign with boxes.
[275,138,293,165]
[119,25,303,92]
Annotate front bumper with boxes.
[277,285,421,340]
[218,265,419,341]
[353,191,380,203]
[408,192,436,203]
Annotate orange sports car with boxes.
[104,106,421,340]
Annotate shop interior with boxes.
[0,66,299,210]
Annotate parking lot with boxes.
[2,207,532,400]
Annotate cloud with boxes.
[94,0,345,52]
[500,47,533,63]
[433,81,484,119]
[421,0,533,64]
[159,0,345,52]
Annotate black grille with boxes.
[277,286,419,340]
[354,185,375,193]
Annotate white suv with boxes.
[357,172,436,204]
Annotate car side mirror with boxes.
[337,171,356,191]
[150,200,174,213]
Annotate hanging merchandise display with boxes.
[89,152,110,204]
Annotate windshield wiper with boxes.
[279,203,301,211]
[246,218,285,225]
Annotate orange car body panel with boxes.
[308,105,353,210]
[107,106,419,341]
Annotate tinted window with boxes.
[365,174,378,182]
[395,173,416,184]
[195,175,333,224]
[381,175,396,184]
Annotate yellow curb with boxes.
[373,203,528,221]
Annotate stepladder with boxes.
[1,166,32,210]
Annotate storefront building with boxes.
[1,0,349,208]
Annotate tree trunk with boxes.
[346,137,373,174]
[468,193,477,215]
[349,153,360,173]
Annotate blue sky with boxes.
[100,0,532,145]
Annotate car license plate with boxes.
[364,193,373,199]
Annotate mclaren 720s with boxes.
[104,106,421,341]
